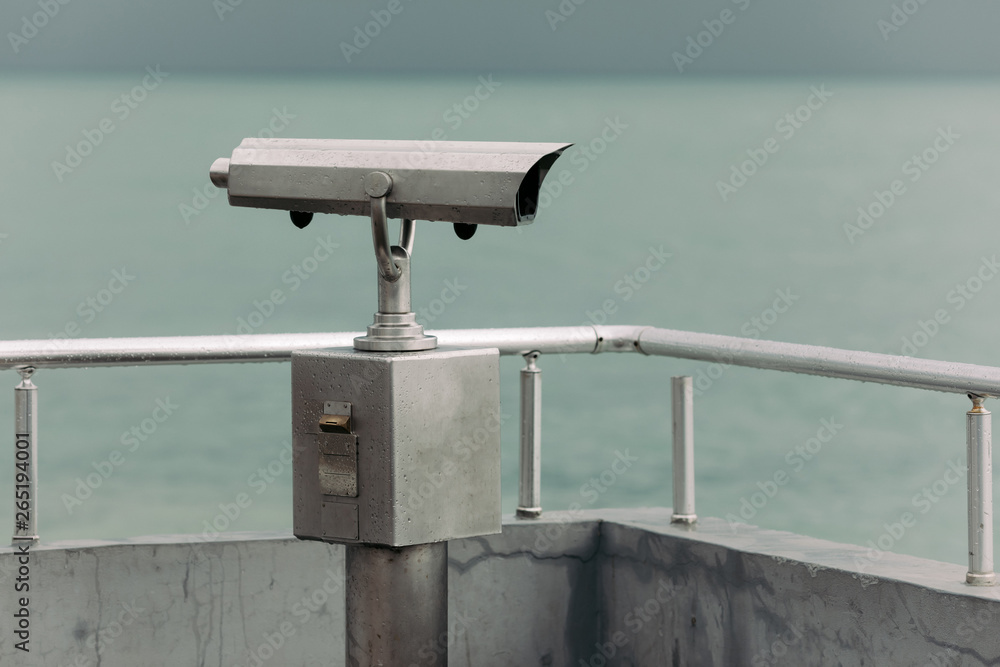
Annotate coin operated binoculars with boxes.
[210,138,570,666]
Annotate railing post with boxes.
[671,376,696,524]
[966,393,995,585]
[517,351,542,519]
[13,367,39,545]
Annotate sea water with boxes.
[2,72,1000,567]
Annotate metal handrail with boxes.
[3,324,996,585]
[3,325,1000,396]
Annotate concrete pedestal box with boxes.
[292,346,501,547]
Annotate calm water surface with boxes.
[2,73,1000,566]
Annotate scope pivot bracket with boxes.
[354,171,437,353]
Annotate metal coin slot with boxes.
[319,414,351,434]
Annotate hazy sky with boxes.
[1,0,998,75]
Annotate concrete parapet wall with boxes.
[0,533,347,666]
[1,510,998,665]
[597,508,1000,666]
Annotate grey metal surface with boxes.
[0,326,600,368]
[362,170,393,199]
[346,543,447,667]
[671,376,696,524]
[12,368,38,544]
[378,246,412,315]
[399,219,415,256]
[0,331,355,368]
[6,325,1000,398]
[208,157,229,188]
[354,313,438,352]
[355,245,437,352]
[375,246,408,313]
[966,396,996,585]
[366,176,400,283]
[292,346,501,547]
[5,511,1000,666]
[213,138,572,226]
[636,326,1000,396]
[516,352,542,519]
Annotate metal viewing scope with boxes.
[210,137,570,666]
[209,138,570,226]
[210,138,571,352]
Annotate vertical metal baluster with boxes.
[966,393,995,585]
[517,352,542,519]
[671,376,696,525]
[13,367,39,545]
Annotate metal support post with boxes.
[13,367,39,544]
[345,542,448,666]
[517,352,542,518]
[966,394,995,585]
[671,376,696,524]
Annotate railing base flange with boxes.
[966,572,996,586]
